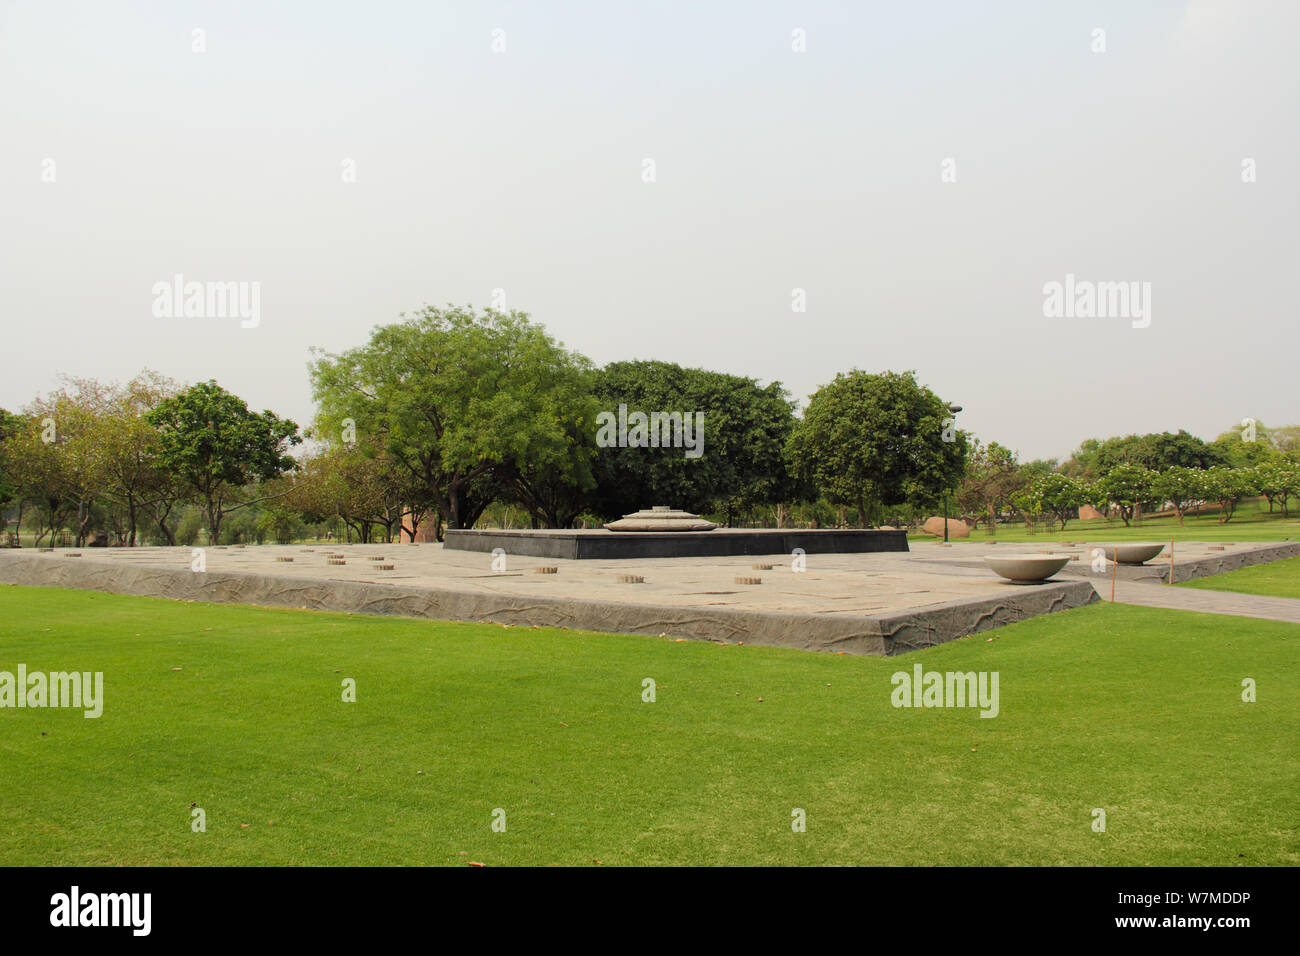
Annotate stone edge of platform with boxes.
[0,551,1095,657]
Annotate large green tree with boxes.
[1094,463,1155,527]
[146,381,301,543]
[1067,430,1223,478]
[588,360,798,521]
[19,380,114,546]
[0,409,33,541]
[1212,421,1282,469]
[310,305,595,532]
[1150,466,1206,525]
[89,371,184,546]
[786,370,967,526]
[1249,459,1299,517]
[1201,466,1256,523]
[0,409,22,520]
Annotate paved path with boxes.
[1100,580,1300,624]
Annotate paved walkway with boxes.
[1100,580,1300,624]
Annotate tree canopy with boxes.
[146,380,301,543]
[309,305,595,530]
[786,370,967,526]
[589,360,798,519]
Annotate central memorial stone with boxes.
[604,506,717,532]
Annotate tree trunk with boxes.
[447,485,461,530]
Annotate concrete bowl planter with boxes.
[1103,543,1166,565]
[984,553,1071,583]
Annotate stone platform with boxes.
[442,527,909,560]
[1,541,1091,656]
[912,539,1300,584]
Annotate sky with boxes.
[1,0,1296,462]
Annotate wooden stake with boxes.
[1110,546,1117,602]
[1168,539,1175,585]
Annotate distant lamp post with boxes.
[943,404,963,542]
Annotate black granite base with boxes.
[442,528,910,560]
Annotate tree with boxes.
[146,381,301,543]
[22,381,113,546]
[1009,486,1044,533]
[786,370,967,527]
[0,409,23,536]
[956,440,1023,535]
[588,360,798,522]
[1212,422,1278,468]
[256,505,301,545]
[286,443,411,543]
[93,371,183,545]
[1150,466,1205,525]
[1029,473,1086,530]
[1064,431,1223,478]
[1269,425,1300,455]
[495,361,600,528]
[1094,463,1155,527]
[310,305,593,533]
[1251,459,1299,517]
[1201,466,1256,523]
[3,418,70,546]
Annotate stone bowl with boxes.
[1103,543,1165,565]
[984,553,1071,583]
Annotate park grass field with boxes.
[1181,555,1300,599]
[0,585,1295,867]
[917,500,1299,545]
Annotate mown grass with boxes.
[916,500,1298,544]
[1181,555,1300,599]
[0,585,1294,866]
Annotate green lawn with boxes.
[916,500,1299,545]
[1181,555,1300,599]
[1,585,1295,866]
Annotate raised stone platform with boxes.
[0,542,1092,656]
[442,527,909,560]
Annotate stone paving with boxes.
[1100,580,1300,623]
[5,541,1062,617]
[911,538,1300,622]
[2,537,1295,652]
[0,541,1097,656]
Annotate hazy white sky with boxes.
[2,0,1295,461]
